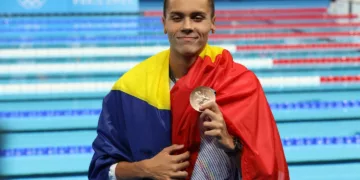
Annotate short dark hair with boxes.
[163,0,215,18]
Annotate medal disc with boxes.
[189,86,216,111]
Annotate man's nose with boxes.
[181,18,194,34]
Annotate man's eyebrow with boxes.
[169,11,207,16]
[169,11,184,16]
[191,11,207,16]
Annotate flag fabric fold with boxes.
[88,50,172,180]
[171,45,289,180]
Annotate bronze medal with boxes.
[190,86,216,111]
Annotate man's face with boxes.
[162,0,215,57]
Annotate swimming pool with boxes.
[0,1,359,179]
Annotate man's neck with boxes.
[169,50,200,79]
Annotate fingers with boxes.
[172,151,190,163]
[179,161,190,170]
[200,109,220,122]
[199,100,220,113]
[170,170,189,179]
[204,129,221,138]
[203,121,223,130]
[170,153,190,179]
[174,161,190,171]
[163,144,184,153]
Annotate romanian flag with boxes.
[88,44,289,180]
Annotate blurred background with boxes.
[0,0,360,179]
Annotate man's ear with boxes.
[162,16,167,34]
[211,16,216,34]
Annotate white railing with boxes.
[328,0,360,22]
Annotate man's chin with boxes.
[178,46,202,57]
[181,51,198,57]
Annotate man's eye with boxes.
[193,16,204,21]
[171,16,182,21]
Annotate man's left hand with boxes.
[199,101,235,151]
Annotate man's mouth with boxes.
[177,37,199,41]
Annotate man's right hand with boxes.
[143,144,190,180]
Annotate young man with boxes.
[88,0,290,179]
